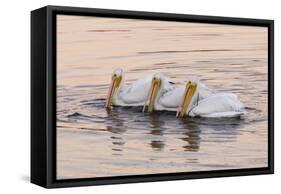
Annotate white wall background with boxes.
[0,0,278,193]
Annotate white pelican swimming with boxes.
[105,69,173,108]
[176,78,246,118]
[143,74,213,112]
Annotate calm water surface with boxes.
[56,15,268,179]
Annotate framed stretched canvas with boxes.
[31,5,274,188]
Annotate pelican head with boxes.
[143,73,164,112]
[105,68,123,108]
[176,77,199,117]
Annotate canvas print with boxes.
[56,15,268,179]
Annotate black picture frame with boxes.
[31,5,274,188]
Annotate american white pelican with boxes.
[105,69,170,108]
[176,78,245,118]
[143,74,213,112]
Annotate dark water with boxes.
[56,15,268,179]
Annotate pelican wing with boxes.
[159,86,185,108]
[189,93,245,117]
[119,74,153,104]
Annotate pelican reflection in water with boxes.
[105,105,203,153]
[104,105,243,154]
